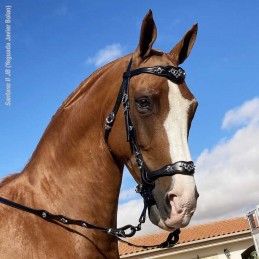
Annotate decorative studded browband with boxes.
[124,65,186,82]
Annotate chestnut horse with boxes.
[0,11,199,258]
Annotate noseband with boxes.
[105,58,195,220]
[0,57,195,250]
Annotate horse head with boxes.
[108,10,199,232]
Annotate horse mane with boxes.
[58,56,128,111]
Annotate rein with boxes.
[0,57,195,250]
[0,196,180,249]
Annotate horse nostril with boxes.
[167,192,183,214]
[167,192,177,202]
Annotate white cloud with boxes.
[222,97,259,129]
[86,43,124,67]
[192,97,259,225]
[118,97,259,235]
[117,199,163,237]
[119,187,138,202]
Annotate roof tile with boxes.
[119,217,250,256]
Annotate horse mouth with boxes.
[148,203,193,231]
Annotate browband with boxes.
[124,65,186,83]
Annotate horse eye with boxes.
[135,97,152,111]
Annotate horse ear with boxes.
[135,10,157,59]
[169,23,198,65]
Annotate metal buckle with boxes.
[105,112,115,124]
[122,94,128,104]
[135,184,143,194]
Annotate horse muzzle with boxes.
[148,173,199,231]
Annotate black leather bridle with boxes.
[0,57,195,249]
[105,57,195,222]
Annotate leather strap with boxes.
[0,196,180,248]
[104,59,133,141]
[143,161,195,184]
[126,65,186,83]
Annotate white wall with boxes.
[137,238,253,259]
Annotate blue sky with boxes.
[1,1,259,234]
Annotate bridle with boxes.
[105,57,195,225]
[0,57,195,249]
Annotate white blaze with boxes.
[162,80,197,225]
[163,80,193,162]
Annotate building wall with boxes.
[125,237,253,259]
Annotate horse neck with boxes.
[15,58,129,225]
